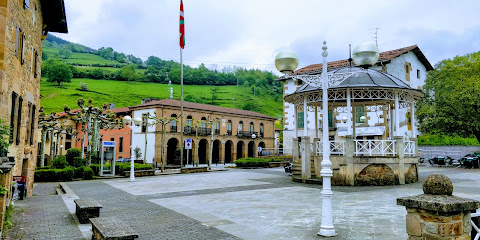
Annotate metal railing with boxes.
[237,131,258,138]
[183,127,212,136]
[261,148,292,156]
[315,141,346,155]
[472,211,479,240]
[170,126,177,132]
[226,130,232,135]
[355,140,396,156]
[404,141,416,156]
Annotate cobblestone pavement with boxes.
[3,166,480,239]
[4,184,84,240]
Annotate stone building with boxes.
[129,99,277,165]
[0,0,67,231]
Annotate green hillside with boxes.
[40,79,283,118]
[40,34,283,119]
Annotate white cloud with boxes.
[54,0,480,74]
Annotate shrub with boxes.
[90,164,100,176]
[116,163,153,175]
[80,83,89,91]
[73,166,84,179]
[52,156,68,169]
[418,134,480,146]
[66,148,82,165]
[34,167,74,182]
[82,167,94,180]
[234,158,272,168]
[73,157,87,167]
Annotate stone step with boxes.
[305,178,323,184]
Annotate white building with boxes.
[280,45,433,150]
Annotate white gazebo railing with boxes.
[315,141,346,155]
[404,141,416,156]
[261,148,292,156]
[354,140,396,156]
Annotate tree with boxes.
[118,64,138,82]
[45,60,73,86]
[416,52,480,141]
[58,46,72,59]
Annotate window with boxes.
[24,0,30,10]
[170,114,177,132]
[201,117,207,128]
[119,137,124,152]
[227,120,232,135]
[297,112,304,128]
[21,33,26,64]
[33,50,39,78]
[186,115,193,126]
[328,110,334,128]
[15,96,23,145]
[30,104,35,145]
[356,106,364,124]
[260,123,264,138]
[249,122,254,133]
[15,26,22,60]
[110,137,114,141]
[214,120,220,134]
[9,92,17,144]
[141,113,148,133]
[417,69,420,79]
[238,121,243,132]
[25,102,32,145]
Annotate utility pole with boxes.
[370,27,380,47]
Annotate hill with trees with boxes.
[40,34,283,119]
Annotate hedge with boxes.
[234,158,279,168]
[35,167,75,182]
[418,134,480,146]
[90,163,153,176]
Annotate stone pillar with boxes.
[301,137,311,182]
[397,174,480,240]
[395,136,405,184]
[345,135,355,186]
[292,138,300,163]
[219,143,225,164]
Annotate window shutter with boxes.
[30,105,36,145]
[10,92,17,144]
[297,112,304,128]
[16,97,23,145]
[328,110,333,128]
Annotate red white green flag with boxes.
[179,0,185,49]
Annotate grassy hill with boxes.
[40,78,283,118]
[40,35,283,119]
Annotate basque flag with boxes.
[180,0,185,49]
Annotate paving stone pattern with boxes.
[4,194,84,239]
[67,180,240,240]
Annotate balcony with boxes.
[215,129,220,135]
[237,131,258,138]
[226,130,232,136]
[183,127,212,136]
[170,126,177,133]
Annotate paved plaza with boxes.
[4,165,480,239]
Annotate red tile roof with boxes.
[289,45,432,76]
[130,99,277,120]
[55,107,131,117]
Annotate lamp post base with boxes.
[318,228,337,237]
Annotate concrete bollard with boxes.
[397,174,480,240]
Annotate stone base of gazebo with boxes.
[312,156,418,186]
[293,136,419,186]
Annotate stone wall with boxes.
[405,164,418,184]
[1,0,44,197]
[354,164,398,186]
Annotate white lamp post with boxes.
[123,115,142,182]
[275,42,336,237]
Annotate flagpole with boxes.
[180,47,184,169]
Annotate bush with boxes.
[90,164,100,176]
[74,166,84,179]
[116,163,153,175]
[66,148,82,165]
[234,158,273,168]
[418,134,480,146]
[34,167,74,182]
[52,156,68,169]
[82,166,94,180]
[73,157,87,167]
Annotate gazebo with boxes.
[278,42,421,186]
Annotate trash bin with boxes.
[13,176,26,200]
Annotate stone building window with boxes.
[260,123,264,138]
[249,122,254,134]
[186,115,193,126]
[170,114,177,132]
[24,0,30,10]
[227,120,232,135]
[33,50,39,78]
[119,137,124,152]
[238,121,243,133]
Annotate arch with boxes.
[167,138,179,165]
[212,140,221,164]
[236,141,244,159]
[355,164,398,186]
[225,140,233,163]
[198,139,209,164]
[248,141,256,158]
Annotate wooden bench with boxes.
[124,169,155,177]
[90,217,138,240]
[74,198,102,224]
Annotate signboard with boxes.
[185,138,192,149]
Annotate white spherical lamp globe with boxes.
[352,42,379,68]
[123,115,132,124]
[275,51,299,74]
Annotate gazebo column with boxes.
[315,106,318,139]
[411,101,416,138]
[394,91,400,136]
[301,137,311,182]
[303,97,308,137]
[347,88,352,135]
[345,135,354,186]
[294,105,298,138]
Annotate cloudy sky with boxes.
[54,0,480,73]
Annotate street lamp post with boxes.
[123,115,142,182]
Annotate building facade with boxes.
[280,45,433,150]
[0,0,67,231]
[130,99,277,165]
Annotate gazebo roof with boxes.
[292,67,420,94]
